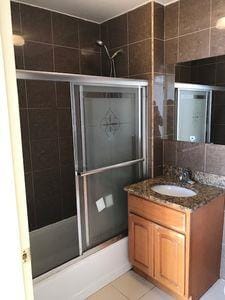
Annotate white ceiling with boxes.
[17,0,175,23]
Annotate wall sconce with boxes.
[216,17,225,30]
[13,34,25,46]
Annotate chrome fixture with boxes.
[178,168,192,184]
[96,40,123,77]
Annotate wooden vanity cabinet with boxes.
[128,194,224,300]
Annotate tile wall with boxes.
[11,1,102,230]
[101,2,165,177]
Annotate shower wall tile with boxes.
[19,109,32,173]
[210,28,225,57]
[59,137,74,166]
[30,138,59,171]
[79,20,100,52]
[128,3,151,43]
[24,41,54,71]
[107,13,128,48]
[28,109,58,140]
[154,2,164,40]
[179,0,210,35]
[52,13,79,48]
[26,80,56,108]
[57,108,73,138]
[165,38,178,65]
[178,29,210,62]
[61,165,76,218]
[14,46,24,69]
[17,79,27,108]
[80,50,101,76]
[56,82,71,107]
[25,172,37,230]
[34,168,62,227]
[11,1,101,75]
[54,46,80,74]
[20,4,52,44]
[154,39,164,73]
[165,2,178,40]
[129,39,152,76]
[10,1,21,34]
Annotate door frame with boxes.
[0,0,33,299]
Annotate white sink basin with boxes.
[151,184,197,197]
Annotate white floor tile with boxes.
[140,287,174,300]
[111,270,154,300]
[87,284,127,300]
[201,279,225,300]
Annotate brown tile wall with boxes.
[11,1,101,75]
[164,0,225,178]
[10,1,103,230]
[164,139,225,177]
[100,2,165,177]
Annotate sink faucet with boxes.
[178,168,192,184]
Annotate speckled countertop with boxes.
[124,176,225,212]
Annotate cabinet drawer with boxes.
[128,194,186,233]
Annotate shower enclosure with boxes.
[16,70,148,277]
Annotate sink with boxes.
[151,184,197,197]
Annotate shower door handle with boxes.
[77,158,144,177]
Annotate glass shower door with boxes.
[72,84,146,253]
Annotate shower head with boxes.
[96,40,104,47]
[111,49,123,59]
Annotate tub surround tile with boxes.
[165,2,178,40]
[19,109,32,172]
[179,0,210,35]
[17,79,27,108]
[154,2,164,40]
[178,30,210,62]
[210,28,225,57]
[128,3,151,43]
[52,13,79,48]
[24,41,54,71]
[56,82,71,107]
[34,168,62,227]
[11,1,21,34]
[30,138,59,171]
[54,46,80,74]
[80,50,101,76]
[129,39,152,76]
[165,38,178,65]
[107,13,128,49]
[59,137,74,166]
[25,172,37,231]
[79,20,100,52]
[20,4,52,44]
[26,80,56,108]
[57,108,73,138]
[14,46,24,69]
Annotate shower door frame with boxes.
[16,69,148,269]
[70,79,149,256]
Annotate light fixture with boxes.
[13,34,25,46]
[216,17,225,30]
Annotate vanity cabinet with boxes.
[128,194,224,300]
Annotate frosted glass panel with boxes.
[85,165,140,249]
[82,86,141,170]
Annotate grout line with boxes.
[209,0,212,57]
[177,0,180,62]
[50,12,55,72]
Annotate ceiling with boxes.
[16,0,174,23]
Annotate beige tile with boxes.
[87,284,127,300]
[140,287,173,300]
[112,270,154,300]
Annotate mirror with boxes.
[173,55,225,145]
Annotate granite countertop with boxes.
[124,176,225,212]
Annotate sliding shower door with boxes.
[72,84,147,253]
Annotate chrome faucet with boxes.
[178,168,192,184]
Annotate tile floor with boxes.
[87,270,225,300]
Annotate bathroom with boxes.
[1,0,225,299]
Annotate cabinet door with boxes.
[154,224,185,296]
[128,213,153,277]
